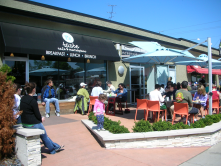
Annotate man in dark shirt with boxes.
[165,84,177,100]
[199,75,206,87]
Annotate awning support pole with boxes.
[182,40,207,52]
[207,37,212,115]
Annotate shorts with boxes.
[189,107,199,114]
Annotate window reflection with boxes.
[28,55,107,100]
[85,60,107,94]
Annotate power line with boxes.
[168,26,221,35]
[159,19,221,33]
[107,5,116,20]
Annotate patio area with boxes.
[41,113,210,166]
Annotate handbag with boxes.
[125,108,130,113]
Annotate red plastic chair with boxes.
[172,102,189,125]
[205,99,221,115]
[134,99,148,121]
[147,100,167,122]
[88,96,98,116]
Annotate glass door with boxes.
[3,56,29,85]
[129,66,145,103]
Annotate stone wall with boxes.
[105,130,221,149]
[14,125,44,166]
[82,119,221,149]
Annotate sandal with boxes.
[55,145,65,152]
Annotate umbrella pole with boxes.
[208,37,212,115]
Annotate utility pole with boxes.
[108,5,116,20]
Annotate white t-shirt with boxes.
[13,94,21,118]
[91,87,103,96]
[160,87,165,94]
[149,90,164,106]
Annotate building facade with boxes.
[0,0,220,102]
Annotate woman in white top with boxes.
[91,81,103,96]
[149,84,166,121]
[103,81,115,96]
[13,83,22,124]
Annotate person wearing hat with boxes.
[199,75,206,87]
[191,82,198,90]
[73,82,89,114]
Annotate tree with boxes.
[0,72,17,159]
[0,64,16,82]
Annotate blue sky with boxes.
[31,0,221,49]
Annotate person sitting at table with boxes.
[103,81,115,96]
[112,83,127,102]
[91,81,103,96]
[165,84,177,100]
[177,82,181,90]
[73,82,90,115]
[159,84,165,95]
[149,84,166,121]
[191,82,198,90]
[212,84,220,100]
[170,81,199,123]
[205,83,209,93]
[193,85,208,118]
[165,82,172,93]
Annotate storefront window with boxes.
[29,55,84,100]
[29,55,107,100]
[85,59,107,94]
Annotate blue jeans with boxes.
[23,123,60,154]
[44,98,60,114]
[96,115,104,129]
[16,116,22,124]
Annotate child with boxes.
[93,94,107,131]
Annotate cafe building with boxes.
[0,0,220,103]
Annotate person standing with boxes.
[20,82,64,154]
[13,83,22,124]
[41,79,60,118]
[199,75,206,87]
[191,82,198,90]
[91,81,103,96]
[93,94,107,131]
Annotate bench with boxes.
[38,101,75,115]
[14,125,44,166]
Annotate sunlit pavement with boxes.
[41,113,211,166]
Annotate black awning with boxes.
[0,22,120,61]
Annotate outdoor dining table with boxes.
[105,96,125,116]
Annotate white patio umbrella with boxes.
[175,54,221,67]
[122,42,198,64]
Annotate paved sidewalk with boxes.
[180,141,221,166]
[41,114,211,166]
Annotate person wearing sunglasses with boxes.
[13,83,22,124]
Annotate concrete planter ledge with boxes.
[14,125,44,166]
[81,119,221,149]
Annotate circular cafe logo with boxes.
[62,32,74,43]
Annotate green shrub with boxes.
[201,117,213,126]
[190,119,206,128]
[0,64,16,82]
[108,125,130,134]
[171,122,191,130]
[88,112,129,134]
[205,114,220,123]
[132,120,153,132]
[152,120,173,131]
